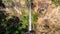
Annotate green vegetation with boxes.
[6,0,12,3]
[0,8,38,34]
[32,13,38,28]
[32,13,38,23]
[0,0,38,34]
[0,11,28,34]
[18,9,29,34]
[52,0,60,6]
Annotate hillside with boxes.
[0,0,60,34]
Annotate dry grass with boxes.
[32,0,60,34]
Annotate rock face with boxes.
[32,0,60,34]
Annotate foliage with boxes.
[21,9,38,32]
[16,9,29,34]
[6,0,12,3]
[0,1,38,33]
[0,9,38,34]
[0,11,9,34]
[32,13,38,25]
[0,11,28,34]
[52,0,60,6]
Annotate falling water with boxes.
[28,0,32,32]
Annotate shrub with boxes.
[52,0,60,6]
